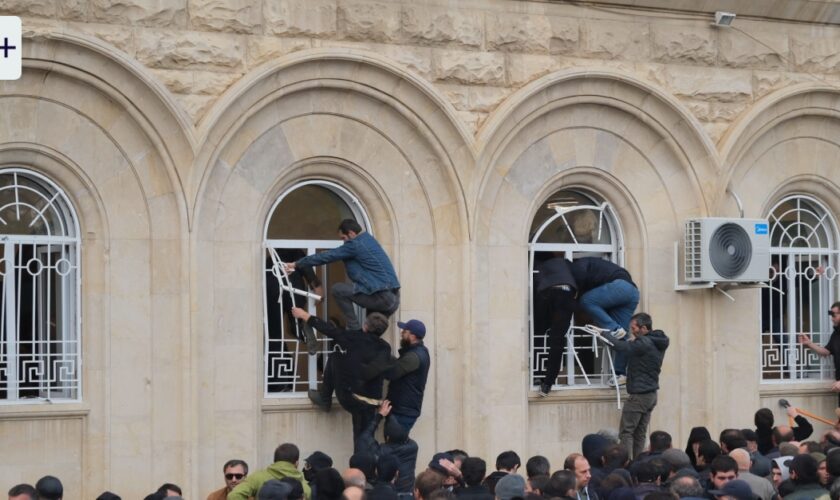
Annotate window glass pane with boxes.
[267,185,356,240]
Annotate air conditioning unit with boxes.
[684,218,770,283]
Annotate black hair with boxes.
[8,484,37,500]
[755,408,774,429]
[526,455,551,478]
[634,461,660,483]
[630,312,652,331]
[719,429,747,452]
[544,470,577,498]
[377,454,400,483]
[365,312,390,337]
[224,459,249,475]
[650,431,672,452]
[338,219,363,235]
[603,444,630,471]
[461,457,487,487]
[709,455,738,475]
[698,439,722,464]
[496,450,521,471]
[790,454,819,485]
[274,443,300,463]
[280,477,305,500]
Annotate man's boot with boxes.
[308,389,331,412]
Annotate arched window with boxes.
[761,195,839,381]
[263,180,371,396]
[0,169,81,402]
[529,189,623,390]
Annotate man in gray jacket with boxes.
[609,312,669,458]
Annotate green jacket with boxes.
[227,460,311,500]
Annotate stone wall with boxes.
[7,0,840,141]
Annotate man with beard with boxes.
[384,319,430,434]
[799,301,840,406]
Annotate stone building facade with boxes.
[1,0,840,497]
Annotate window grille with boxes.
[761,195,839,381]
[263,181,371,397]
[0,169,80,402]
[529,190,623,390]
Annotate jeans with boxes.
[391,413,418,434]
[619,391,657,459]
[579,279,639,375]
[333,282,400,330]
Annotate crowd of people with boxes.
[9,403,840,500]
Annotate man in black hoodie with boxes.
[609,312,669,459]
[356,400,420,498]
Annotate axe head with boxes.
[779,398,791,408]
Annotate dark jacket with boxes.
[386,342,431,418]
[569,257,636,294]
[296,232,399,295]
[757,415,813,456]
[611,329,669,394]
[535,257,577,294]
[356,414,419,494]
[306,316,392,399]
[455,484,494,500]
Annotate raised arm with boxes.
[799,333,831,357]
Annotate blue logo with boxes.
[755,223,768,235]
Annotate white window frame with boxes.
[529,191,624,390]
[262,180,371,398]
[761,194,840,382]
[0,168,81,403]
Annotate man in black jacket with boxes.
[385,319,430,434]
[533,255,578,397]
[356,400,419,498]
[799,300,840,406]
[291,307,392,448]
[610,312,669,459]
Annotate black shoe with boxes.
[538,381,552,397]
[308,389,331,412]
[303,324,319,355]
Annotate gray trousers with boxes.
[619,391,657,459]
[332,282,400,330]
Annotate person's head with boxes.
[350,453,377,482]
[377,453,400,484]
[740,429,758,453]
[304,451,333,482]
[398,319,426,348]
[669,476,704,499]
[564,454,591,490]
[495,474,526,500]
[633,461,660,485]
[686,427,712,465]
[709,455,739,490]
[831,478,840,500]
[223,459,249,490]
[446,450,469,468]
[581,434,610,468]
[363,313,389,337]
[275,443,300,465]
[719,429,747,454]
[258,479,293,500]
[545,470,577,498]
[461,457,487,487]
[754,408,775,430]
[830,301,840,328]
[414,470,444,500]
[662,449,692,473]
[827,448,840,478]
[383,417,409,444]
[790,454,819,485]
[773,426,795,446]
[342,485,365,500]
[527,475,550,496]
[697,439,722,467]
[630,312,652,337]
[819,459,831,486]
[650,431,672,453]
[343,468,367,488]
[645,494,678,500]
[771,457,791,487]
[338,219,363,240]
[314,468,345,500]
[156,483,182,497]
[728,449,751,472]
[279,478,304,500]
[95,492,121,500]
[7,484,37,500]
[603,444,630,470]
[496,451,521,473]
[525,455,550,479]
[779,442,800,457]
[427,491,456,500]
[35,476,63,500]
[597,472,630,499]
[708,479,753,500]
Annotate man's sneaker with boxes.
[303,324,319,355]
[611,328,627,340]
[608,375,627,387]
[538,381,552,397]
[308,389,331,412]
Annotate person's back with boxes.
[569,257,635,293]
[229,443,311,500]
[622,329,669,394]
[456,457,494,500]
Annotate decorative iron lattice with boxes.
[761,195,839,382]
[529,191,623,390]
[0,170,80,402]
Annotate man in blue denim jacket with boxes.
[287,219,400,330]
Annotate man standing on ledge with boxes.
[286,219,400,330]
[609,312,669,458]
[385,319,431,434]
[799,301,840,406]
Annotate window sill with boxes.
[529,386,623,403]
[0,401,89,420]
[262,396,332,413]
[759,381,834,396]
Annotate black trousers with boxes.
[539,287,576,385]
[319,357,376,452]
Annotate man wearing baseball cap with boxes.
[384,319,430,433]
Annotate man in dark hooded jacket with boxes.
[609,312,669,459]
[356,400,419,498]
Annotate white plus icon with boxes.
[0,17,21,80]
